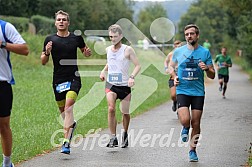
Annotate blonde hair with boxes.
[108,24,123,35]
[55,10,70,21]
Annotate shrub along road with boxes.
[18,64,252,167]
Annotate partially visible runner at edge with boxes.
[164,40,182,113]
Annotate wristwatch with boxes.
[204,66,209,71]
[44,52,50,56]
[0,41,7,48]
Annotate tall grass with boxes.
[233,56,252,81]
[0,34,172,164]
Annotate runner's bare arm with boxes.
[41,41,52,65]
[198,61,215,79]
[0,41,29,56]
[41,52,49,65]
[205,64,215,79]
[164,52,172,74]
[127,46,141,78]
[80,46,91,57]
[125,46,141,87]
[168,60,177,78]
[100,64,108,81]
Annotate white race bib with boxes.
[182,68,199,80]
[56,81,71,93]
[108,73,122,83]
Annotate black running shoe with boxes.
[106,137,118,148]
[172,101,177,112]
[121,132,128,148]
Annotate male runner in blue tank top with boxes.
[100,24,141,148]
[169,24,215,162]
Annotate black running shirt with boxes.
[43,33,85,84]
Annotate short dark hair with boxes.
[173,40,181,45]
[184,24,200,34]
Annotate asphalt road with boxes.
[17,64,252,167]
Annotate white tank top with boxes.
[106,44,130,86]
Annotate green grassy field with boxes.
[0,34,172,164]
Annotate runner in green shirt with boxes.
[214,47,232,98]
[203,39,211,50]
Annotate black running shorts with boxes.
[218,74,229,83]
[177,94,205,110]
[0,81,13,117]
[53,78,81,102]
[105,82,131,100]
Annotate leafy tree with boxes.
[37,0,134,34]
[0,0,40,17]
[74,0,134,32]
[178,0,228,54]
[136,3,167,42]
[1,0,134,35]
[178,0,252,66]
[0,0,29,17]
[36,0,69,18]
[26,0,40,17]
[221,0,252,64]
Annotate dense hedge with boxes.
[0,15,29,33]
[0,15,56,35]
[30,15,55,35]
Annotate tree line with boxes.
[1,0,251,66]
[176,0,252,66]
[0,0,167,41]
[0,0,134,32]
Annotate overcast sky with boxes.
[131,0,194,1]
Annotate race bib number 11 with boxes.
[182,68,199,80]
